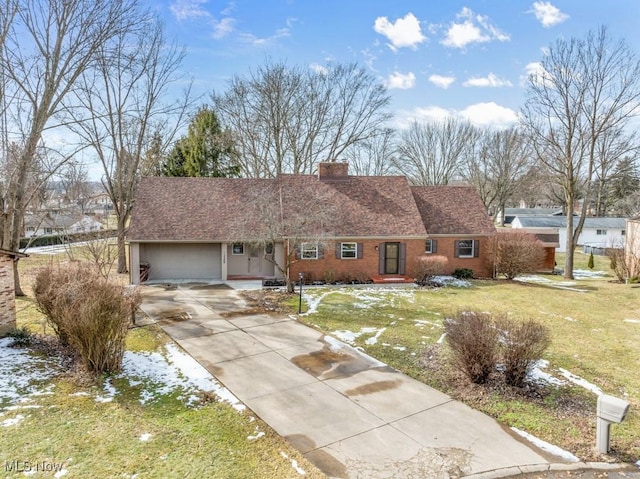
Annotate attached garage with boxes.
[139,243,222,281]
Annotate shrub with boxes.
[444,311,499,384]
[323,269,337,284]
[587,252,595,270]
[33,264,140,374]
[452,268,473,280]
[415,255,448,285]
[496,317,551,387]
[5,326,34,347]
[492,231,546,280]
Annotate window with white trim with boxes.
[301,243,318,260]
[596,229,607,235]
[340,242,357,259]
[425,239,433,254]
[232,243,244,255]
[457,240,474,258]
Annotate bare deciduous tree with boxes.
[394,118,479,185]
[69,16,191,273]
[214,61,391,178]
[464,128,531,224]
[343,128,399,176]
[0,0,139,293]
[521,26,640,279]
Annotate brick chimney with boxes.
[318,161,349,180]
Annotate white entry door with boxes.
[248,246,262,274]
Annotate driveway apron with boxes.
[139,283,559,479]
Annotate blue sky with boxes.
[152,1,640,130]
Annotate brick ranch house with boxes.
[127,162,496,285]
[0,249,27,336]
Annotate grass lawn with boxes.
[292,250,640,463]
[2,251,323,478]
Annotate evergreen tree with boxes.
[163,107,240,177]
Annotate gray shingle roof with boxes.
[514,216,626,229]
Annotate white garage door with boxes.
[141,243,221,281]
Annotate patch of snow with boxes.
[529,360,565,387]
[54,469,68,478]
[573,269,606,279]
[565,317,577,322]
[139,433,151,442]
[511,427,579,462]
[300,291,335,315]
[70,392,90,397]
[436,333,446,344]
[280,451,306,476]
[414,320,437,327]
[0,338,63,407]
[1,414,25,427]
[514,275,589,292]
[558,368,603,395]
[624,319,640,324]
[393,346,406,351]
[430,276,471,288]
[247,431,265,441]
[364,328,386,345]
[95,378,118,403]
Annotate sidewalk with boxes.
[138,282,632,479]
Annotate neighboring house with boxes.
[23,213,103,237]
[0,249,27,336]
[511,216,626,253]
[625,218,640,278]
[500,208,564,225]
[127,162,496,284]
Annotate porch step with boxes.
[370,275,415,284]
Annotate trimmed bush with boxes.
[588,252,595,270]
[444,312,499,384]
[496,317,551,387]
[452,268,473,280]
[492,231,546,280]
[5,326,34,347]
[415,255,448,286]
[33,264,140,374]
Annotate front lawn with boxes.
[292,254,639,463]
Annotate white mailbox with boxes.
[596,394,630,454]
[597,395,630,423]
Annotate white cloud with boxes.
[170,0,211,21]
[429,74,455,89]
[386,72,416,90]
[463,73,513,88]
[441,7,509,49]
[520,61,550,87]
[395,102,517,129]
[374,12,426,50]
[460,102,518,128]
[239,27,291,46]
[212,17,235,38]
[309,63,329,75]
[530,2,569,27]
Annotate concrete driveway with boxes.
[139,282,562,479]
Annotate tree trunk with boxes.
[13,259,24,297]
[564,196,575,280]
[117,215,128,274]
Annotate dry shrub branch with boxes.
[33,264,140,374]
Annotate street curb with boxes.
[463,462,640,479]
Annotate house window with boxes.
[232,243,244,255]
[26,226,35,232]
[456,240,474,258]
[265,243,274,255]
[622,230,626,236]
[340,242,357,259]
[425,239,433,254]
[596,229,607,235]
[301,243,318,260]
[44,227,53,234]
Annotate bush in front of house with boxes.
[414,255,448,286]
[496,317,551,387]
[444,311,551,387]
[491,231,545,280]
[444,311,499,384]
[452,268,474,280]
[33,264,140,374]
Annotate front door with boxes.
[384,242,400,274]
[248,246,262,274]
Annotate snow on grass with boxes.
[429,276,471,288]
[514,275,590,292]
[247,430,265,441]
[624,319,640,324]
[332,326,386,346]
[1,414,25,427]
[325,335,387,369]
[364,328,386,345]
[139,433,151,442]
[280,451,306,476]
[572,269,606,279]
[529,360,565,387]
[558,368,603,396]
[0,338,63,407]
[511,427,580,462]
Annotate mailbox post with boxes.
[596,394,630,454]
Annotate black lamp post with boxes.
[298,272,304,314]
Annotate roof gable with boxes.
[411,186,496,235]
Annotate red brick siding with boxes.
[0,255,17,335]
[287,236,494,282]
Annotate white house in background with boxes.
[23,213,103,237]
[511,216,626,253]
